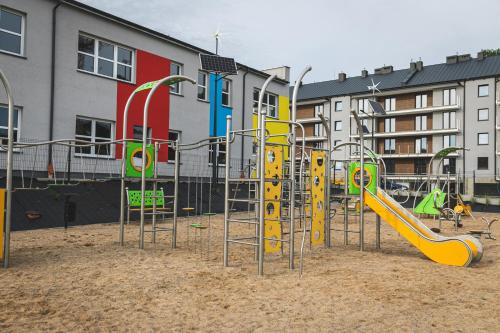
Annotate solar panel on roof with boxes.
[199,54,238,74]
[368,100,386,115]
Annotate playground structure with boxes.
[0,64,493,273]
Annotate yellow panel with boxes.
[252,95,290,159]
[364,189,475,267]
[0,189,5,260]
[310,151,326,245]
[264,146,282,253]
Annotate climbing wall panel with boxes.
[311,150,326,245]
[264,145,283,253]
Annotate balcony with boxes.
[350,125,461,139]
[296,117,328,124]
[354,98,461,119]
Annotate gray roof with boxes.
[293,55,500,100]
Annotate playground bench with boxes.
[126,188,172,224]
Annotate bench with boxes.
[469,217,497,240]
[126,188,172,224]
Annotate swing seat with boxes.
[190,223,208,229]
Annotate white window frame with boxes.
[443,88,456,106]
[478,133,489,145]
[415,137,427,153]
[415,94,427,109]
[77,33,135,83]
[221,79,231,107]
[253,88,278,118]
[477,157,489,170]
[208,139,226,166]
[0,104,21,144]
[197,71,208,101]
[478,108,489,121]
[334,120,342,131]
[335,101,343,112]
[442,111,456,129]
[314,104,324,117]
[132,125,152,144]
[167,130,180,163]
[75,116,114,158]
[384,118,395,133]
[384,138,396,154]
[358,98,369,113]
[384,97,396,111]
[170,62,183,94]
[443,134,456,148]
[478,84,489,97]
[0,7,25,56]
[416,115,427,131]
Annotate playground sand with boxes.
[0,211,499,332]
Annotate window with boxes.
[208,139,226,165]
[385,160,395,174]
[168,131,180,162]
[443,158,456,174]
[334,121,342,131]
[197,71,208,101]
[312,141,324,149]
[478,108,489,121]
[384,138,396,154]
[77,34,134,82]
[333,139,342,147]
[314,123,325,136]
[443,135,456,148]
[443,88,456,106]
[384,97,396,111]
[170,62,182,94]
[478,133,489,145]
[477,157,488,170]
[334,161,343,171]
[335,101,343,112]
[415,159,427,175]
[0,8,24,56]
[415,94,427,109]
[132,125,152,144]
[314,104,324,117]
[253,89,278,117]
[478,84,489,97]
[221,79,231,107]
[75,117,113,157]
[442,111,456,129]
[384,118,395,133]
[415,137,427,153]
[0,105,20,144]
[415,115,427,131]
[358,98,369,113]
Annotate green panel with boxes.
[414,188,445,216]
[128,190,164,207]
[125,142,155,178]
[348,162,378,195]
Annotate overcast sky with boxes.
[80,0,500,83]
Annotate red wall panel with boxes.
[116,49,171,161]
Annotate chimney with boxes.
[374,65,393,75]
[410,61,417,71]
[447,55,458,64]
[477,51,485,60]
[338,72,347,82]
[361,69,368,78]
[458,54,471,62]
[416,60,423,71]
[262,66,290,82]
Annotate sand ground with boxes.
[0,210,499,332]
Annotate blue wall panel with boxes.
[209,74,233,136]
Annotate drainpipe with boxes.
[460,81,466,193]
[240,66,248,171]
[48,1,62,173]
[495,78,498,181]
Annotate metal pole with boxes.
[290,66,312,269]
[319,112,331,247]
[1,69,14,268]
[351,111,364,251]
[375,158,381,249]
[258,74,277,276]
[343,164,349,245]
[152,142,159,243]
[173,142,179,248]
[223,116,232,267]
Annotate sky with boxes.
[79,0,500,84]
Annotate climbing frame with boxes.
[311,150,326,245]
[264,145,283,253]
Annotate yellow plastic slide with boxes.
[364,187,483,267]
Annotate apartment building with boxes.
[0,0,289,178]
[294,53,500,194]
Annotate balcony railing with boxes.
[350,123,461,138]
[296,117,328,124]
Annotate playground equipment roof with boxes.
[293,54,500,100]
